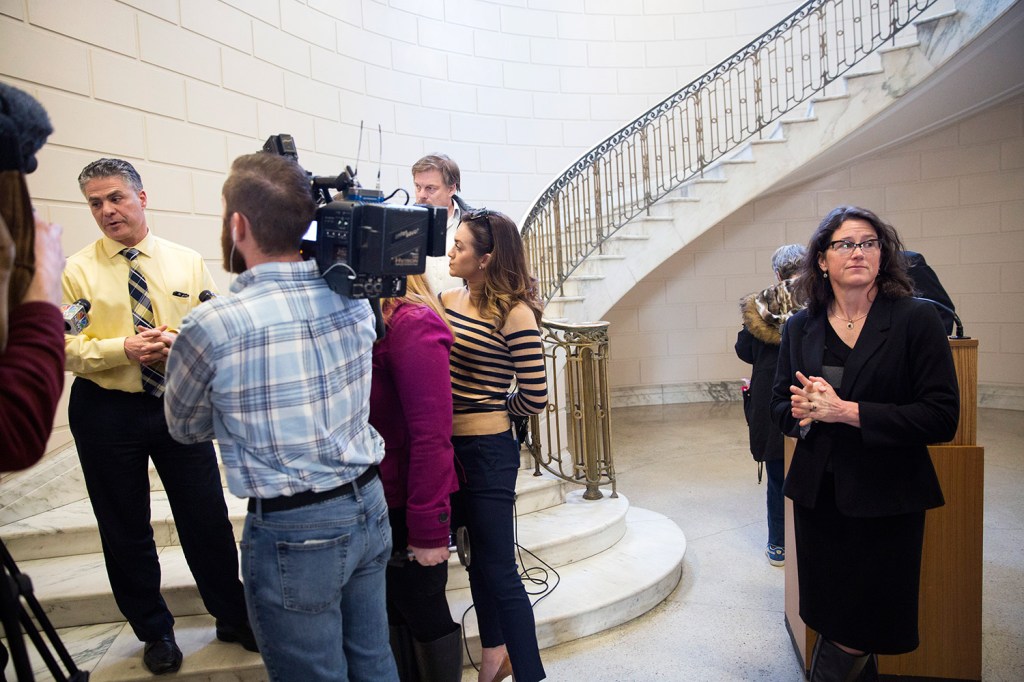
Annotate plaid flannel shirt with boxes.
[164,259,384,499]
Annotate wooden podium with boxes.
[784,339,983,680]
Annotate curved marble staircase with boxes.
[543,0,1021,323]
[0,452,684,681]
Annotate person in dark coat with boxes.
[904,250,957,334]
[735,243,805,567]
[770,206,959,681]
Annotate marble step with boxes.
[2,470,568,562]
[6,502,684,682]
[13,489,628,629]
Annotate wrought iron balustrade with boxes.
[521,0,940,304]
[523,319,616,500]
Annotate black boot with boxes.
[412,625,463,682]
[390,624,421,682]
[809,636,871,682]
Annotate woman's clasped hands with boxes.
[789,371,844,427]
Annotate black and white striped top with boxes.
[442,289,548,437]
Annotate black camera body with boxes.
[312,199,446,298]
[262,134,447,298]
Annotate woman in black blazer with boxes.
[770,206,959,681]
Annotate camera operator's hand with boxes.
[21,214,65,307]
[409,545,450,566]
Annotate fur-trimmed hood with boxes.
[740,277,803,346]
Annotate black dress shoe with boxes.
[143,633,182,675]
[215,620,259,653]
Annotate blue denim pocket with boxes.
[373,505,392,567]
[277,533,350,613]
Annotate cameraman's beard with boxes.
[221,218,247,274]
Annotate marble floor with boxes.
[462,402,1024,682]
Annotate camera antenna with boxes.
[354,120,364,181]
[376,123,383,191]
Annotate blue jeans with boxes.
[451,430,545,682]
[766,458,785,547]
[242,475,398,682]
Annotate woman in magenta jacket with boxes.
[369,273,462,681]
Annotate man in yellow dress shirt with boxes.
[62,158,255,675]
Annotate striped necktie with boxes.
[121,247,165,397]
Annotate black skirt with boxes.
[794,472,926,654]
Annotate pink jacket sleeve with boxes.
[0,302,65,471]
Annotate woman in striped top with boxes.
[440,209,548,682]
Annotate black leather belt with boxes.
[248,466,378,513]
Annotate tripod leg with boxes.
[1,540,89,681]
[0,573,34,682]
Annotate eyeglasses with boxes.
[828,238,881,255]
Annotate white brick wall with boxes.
[29,0,136,55]
[139,14,221,85]
[500,6,559,38]
[186,80,259,137]
[38,90,146,160]
[284,72,341,120]
[503,61,560,92]
[1,19,91,93]
[91,50,187,117]
[531,37,588,67]
[224,48,287,104]
[146,116,228,172]
[392,41,448,79]
[180,0,252,52]
[253,21,312,75]
[281,0,336,50]
[222,0,277,25]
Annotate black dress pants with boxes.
[69,378,248,641]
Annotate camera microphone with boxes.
[198,290,217,303]
[61,298,91,334]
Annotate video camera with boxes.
[262,134,447,298]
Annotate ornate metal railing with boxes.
[524,319,616,500]
[521,0,940,303]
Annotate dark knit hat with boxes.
[0,82,53,174]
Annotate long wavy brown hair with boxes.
[460,210,543,329]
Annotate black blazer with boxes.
[770,296,959,517]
